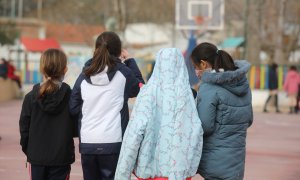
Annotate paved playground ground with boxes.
[0,100,300,180]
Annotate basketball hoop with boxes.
[193,16,211,27]
[175,0,224,31]
[193,16,211,36]
[194,16,205,24]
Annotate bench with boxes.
[0,78,19,102]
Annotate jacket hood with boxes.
[115,48,203,179]
[33,83,71,114]
[287,70,299,78]
[82,58,122,86]
[201,60,251,96]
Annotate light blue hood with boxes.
[115,48,203,180]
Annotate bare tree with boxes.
[244,0,263,63]
[273,0,287,64]
[260,0,300,63]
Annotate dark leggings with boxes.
[264,94,279,111]
[81,154,119,180]
[30,164,71,180]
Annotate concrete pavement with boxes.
[0,100,299,180]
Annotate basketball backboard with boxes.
[176,0,224,30]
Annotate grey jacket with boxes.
[197,60,253,180]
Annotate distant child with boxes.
[263,63,281,113]
[19,49,75,180]
[0,58,8,79]
[6,59,22,89]
[284,66,300,114]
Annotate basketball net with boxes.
[193,16,211,37]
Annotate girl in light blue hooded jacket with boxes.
[115,48,203,180]
[191,42,253,180]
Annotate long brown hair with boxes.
[84,31,121,76]
[39,48,67,98]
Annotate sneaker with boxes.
[263,109,268,113]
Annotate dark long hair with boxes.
[270,63,278,71]
[84,31,121,76]
[191,42,236,72]
[39,49,67,98]
[289,65,297,71]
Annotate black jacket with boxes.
[19,83,75,166]
[268,68,278,90]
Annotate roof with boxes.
[46,23,105,45]
[219,37,245,49]
[21,37,61,52]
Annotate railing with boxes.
[248,64,300,90]
[20,58,299,91]
[20,57,155,85]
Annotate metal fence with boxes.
[21,58,299,90]
[248,64,300,90]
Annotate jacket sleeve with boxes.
[197,86,218,136]
[69,74,84,116]
[125,58,145,98]
[125,58,145,84]
[115,107,148,179]
[19,93,32,155]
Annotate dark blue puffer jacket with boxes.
[196,60,253,180]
